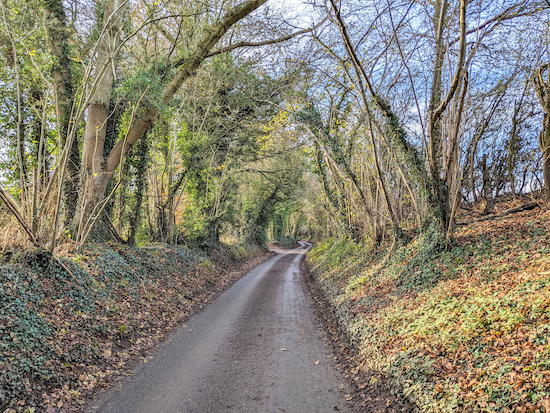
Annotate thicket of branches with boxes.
[298,0,550,248]
[1,0,549,255]
[0,0,313,253]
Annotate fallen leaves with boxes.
[1,243,273,411]
[307,197,550,412]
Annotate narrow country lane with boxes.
[89,242,353,413]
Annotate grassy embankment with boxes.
[306,199,550,412]
[0,241,270,412]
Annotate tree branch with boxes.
[449,2,548,46]
[206,18,327,58]
[105,0,268,176]
[432,0,467,122]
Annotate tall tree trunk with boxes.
[533,64,550,195]
[469,135,479,203]
[29,89,44,236]
[44,0,80,224]
[128,131,149,244]
[428,0,449,188]
[540,115,550,195]
[427,0,467,234]
[74,0,126,241]
[508,110,519,197]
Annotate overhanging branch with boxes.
[206,17,327,58]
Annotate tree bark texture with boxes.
[427,0,467,233]
[533,64,550,195]
[74,0,127,240]
[128,133,149,245]
[540,115,550,195]
[44,0,80,223]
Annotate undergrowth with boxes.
[306,204,550,412]
[0,242,269,412]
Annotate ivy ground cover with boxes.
[0,242,270,412]
[306,201,550,412]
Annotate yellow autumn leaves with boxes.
[258,101,302,155]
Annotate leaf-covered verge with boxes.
[306,198,550,412]
[0,242,272,413]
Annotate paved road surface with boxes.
[90,242,352,413]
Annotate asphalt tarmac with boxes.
[89,242,352,413]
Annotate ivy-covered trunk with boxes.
[128,133,150,245]
[533,64,550,195]
[540,115,550,195]
[44,0,80,224]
